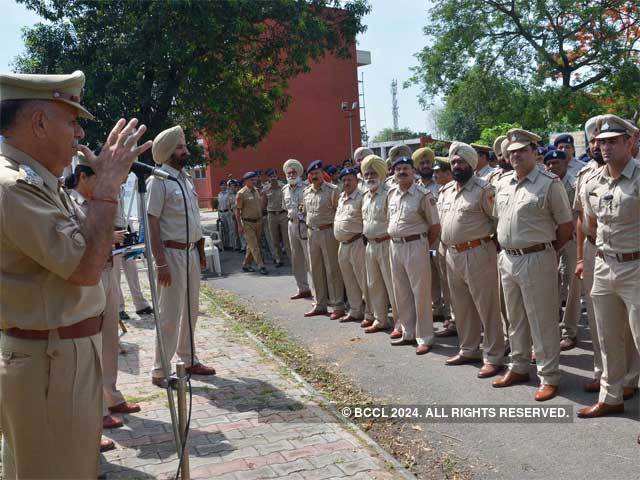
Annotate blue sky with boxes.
[1,0,436,139]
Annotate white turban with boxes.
[449,141,478,169]
[282,158,303,177]
[152,125,184,165]
[360,154,387,180]
[353,147,373,163]
[584,115,604,142]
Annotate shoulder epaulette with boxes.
[16,165,44,189]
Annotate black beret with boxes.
[242,171,258,180]
[307,160,323,173]
[543,149,567,163]
[339,167,358,179]
[553,134,574,147]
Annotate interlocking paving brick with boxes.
[98,269,394,478]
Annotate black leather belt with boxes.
[596,250,640,262]
[504,243,548,256]
[391,233,427,244]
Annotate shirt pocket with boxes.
[617,189,639,219]
[168,188,184,206]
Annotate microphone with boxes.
[130,161,177,181]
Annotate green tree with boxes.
[372,127,420,142]
[478,123,522,146]
[408,0,640,100]
[14,0,370,163]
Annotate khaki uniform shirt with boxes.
[387,182,439,237]
[418,178,440,199]
[0,143,105,330]
[567,158,585,178]
[476,164,497,181]
[302,182,339,228]
[333,189,364,242]
[265,183,285,212]
[561,173,577,208]
[282,181,307,222]
[147,164,203,243]
[584,159,640,254]
[362,185,391,239]
[438,176,495,246]
[236,186,262,220]
[493,168,573,249]
[573,161,602,236]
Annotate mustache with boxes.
[396,172,409,178]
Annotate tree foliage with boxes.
[408,0,640,101]
[372,127,420,142]
[14,0,370,164]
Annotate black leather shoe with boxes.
[119,311,131,321]
[136,307,153,316]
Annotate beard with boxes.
[452,167,473,183]
[419,168,434,180]
[366,178,380,191]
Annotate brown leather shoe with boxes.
[416,344,432,355]
[186,363,216,376]
[103,414,123,429]
[304,308,329,317]
[390,338,417,346]
[492,370,530,388]
[109,402,141,414]
[445,354,480,366]
[623,387,637,400]
[434,327,457,338]
[577,402,624,418]
[152,377,168,388]
[534,384,558,402]
[330,310,346,320]
[477,363,504,378]
[360,319,374,328]
[364,325,387,334]
[100,437,116,453]
[389,329,403,339]
[583,379,600,393]
[560,337,577,351]
[290,291,312,300]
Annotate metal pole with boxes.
[348,111,353,159]
[135,175,183,453]
[176,362,190,480]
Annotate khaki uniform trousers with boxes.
[242,220,264,267]
[220,210,238,250]
[0,332,102,479]
[431,243,450,318]
[262,213,277,260]
[102,256,126,414]
[338,238,372,320]
[152,247,201,378]
[268,211,290,263]
[288,220,310,293]
[499,248,561,386]
[592,255,640,404]
[307,228,345,311]
[390,237,434,346]
[365,240,396,328]
[446,242,505,365]
[559,238,580,339]
[118,256,151,312]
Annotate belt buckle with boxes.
[616,252,625,262]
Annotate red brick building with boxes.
[194,46,370,208]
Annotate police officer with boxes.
[302,160,346,319]
[353,146,373,190]
[263,168,289,267]
[334,167,373,324]
[577,115,640,427]
[491,129,574,401]
[147,125,216,387]
[471,144,496,180]
[0,71,151,478]
[282,159,312,300]
[544,150,580,350]
[385,144,413,188]
[361,154,398,334]
[217,179,238,250]
[554,133,584,177]
[438,142,505,377]
[236,171,268,275]
[387,155,441,355]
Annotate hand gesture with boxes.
[157,264,172,287]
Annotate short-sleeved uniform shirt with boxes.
[265,183,285,212]
[333,189,364,242]
[476,164,497,181]
[282,181,307,222]
[147,164,203,243]
[362,185,391,239]
[0,143,105,330]
[573,161,602,236]
[438,176,495,246]
[217,190,231,211]
[418,178,440,200]
[583,159,640,254]
[236,185,262,221]
[493,168,573,249]
[302,182,339,228]
[387,183,439,237]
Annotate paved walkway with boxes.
[100,260,397,479]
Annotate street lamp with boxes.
[341,100,358,159]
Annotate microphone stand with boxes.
[134,171,183,455]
